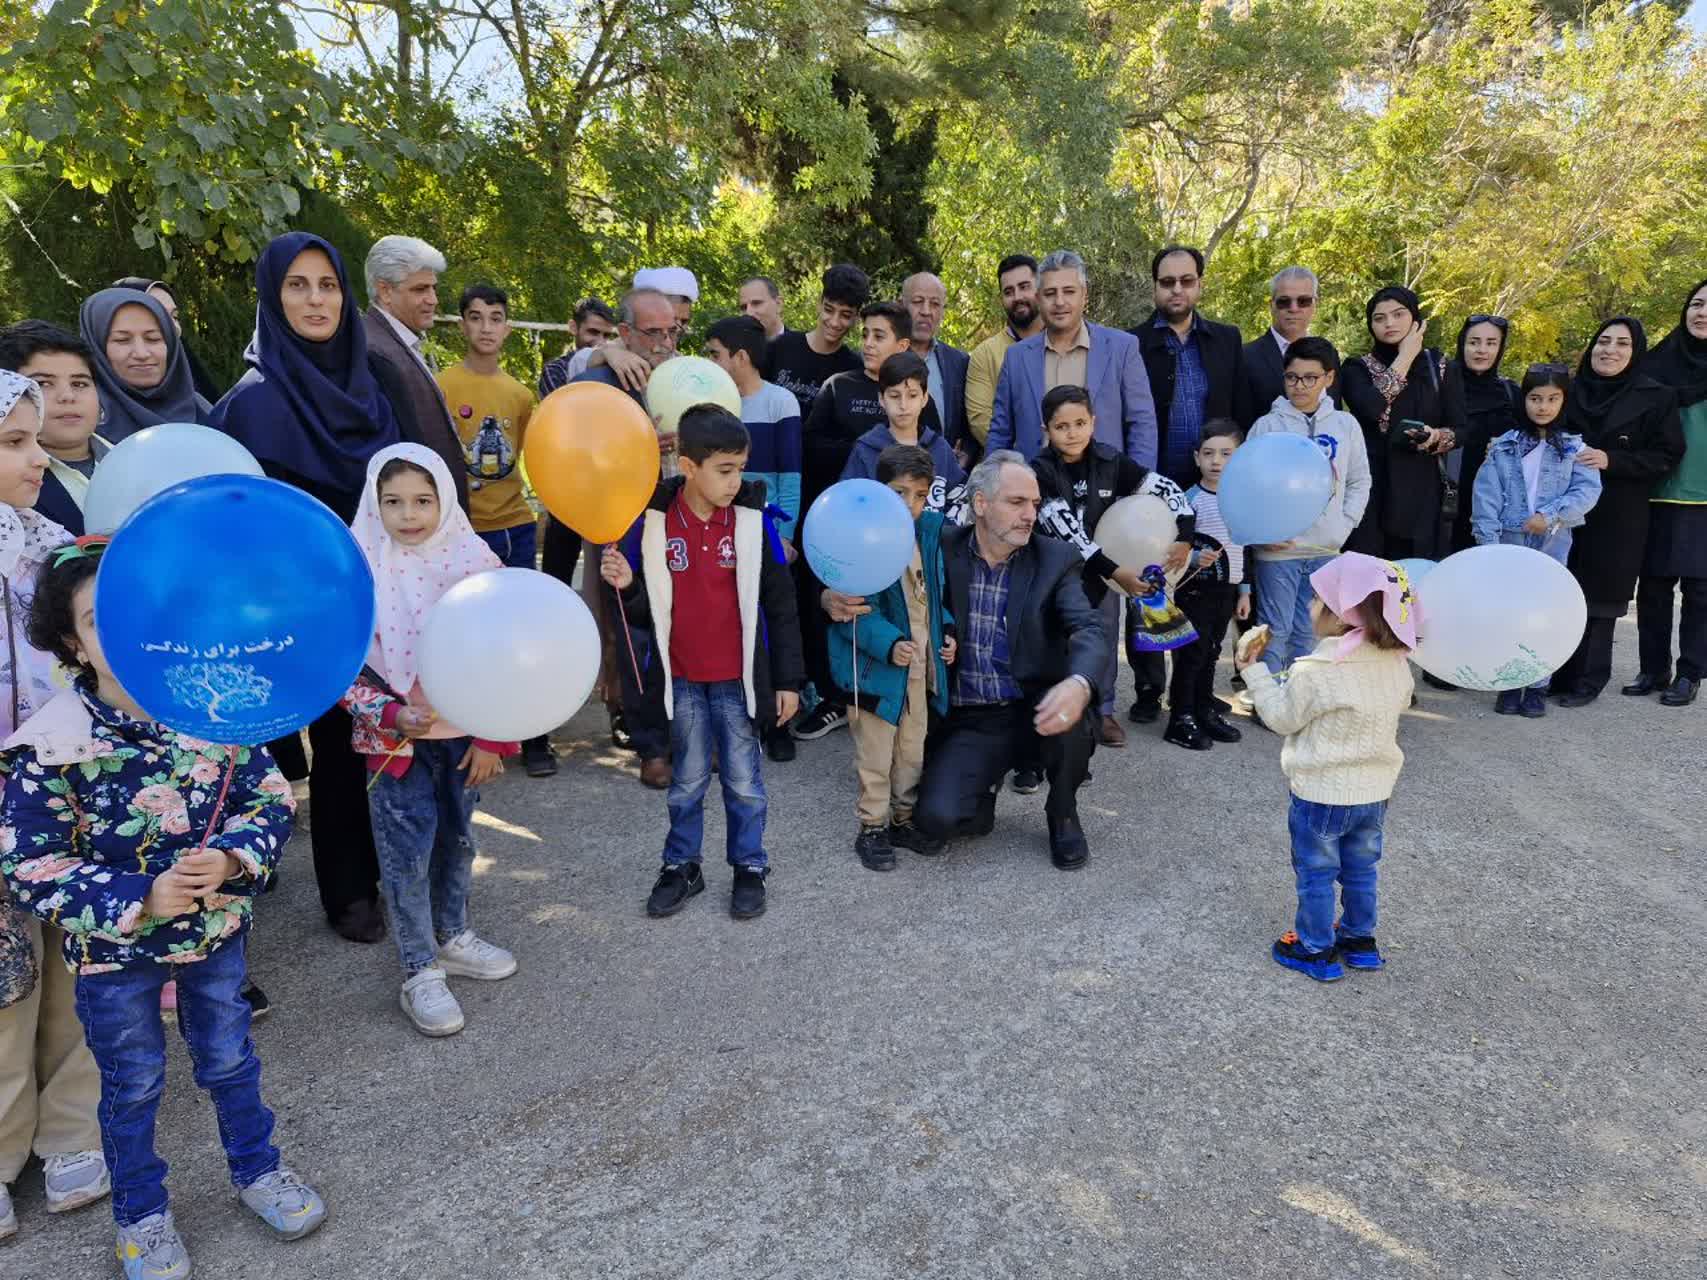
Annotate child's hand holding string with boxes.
[396,707,437,738]
[600,546,634,590]
[142,852,233,919]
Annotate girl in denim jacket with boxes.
[344,444,518,1039]
[1471,364,1602,716]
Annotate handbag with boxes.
[0,891,38,1009]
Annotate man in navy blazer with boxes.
[903,271,972,453]
[986,250,1158,467]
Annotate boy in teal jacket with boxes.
[828,445,956,870]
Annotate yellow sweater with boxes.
[1243,638,1414,805]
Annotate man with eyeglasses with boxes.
[556,267,699,393]
[1243,266,1339,417]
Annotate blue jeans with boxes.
[1288,795,1386,953]
[665,680,768,870]
[1254,554,1334,673]
[73,935,278,1226]
[478,521,538,569]
[369,738,478,974]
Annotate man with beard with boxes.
[966,255,1044,457]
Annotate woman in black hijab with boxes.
[1629,280,1707,706]
[1340,285,1458,557]
[110,276,223,403]
[1549,317,1684,706]
[1445,314,1521,550]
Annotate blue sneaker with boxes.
[1271,932,1344,982]
[238,1168,326,1241]
[1335,932,1386,970]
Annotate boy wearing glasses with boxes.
[1246,337,1371,675]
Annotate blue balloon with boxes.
[1218,433,1336,546]
[802,479,916,596]
[96,475,375,745]
[1395,557,1437,583]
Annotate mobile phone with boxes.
[1399,418,1427,440]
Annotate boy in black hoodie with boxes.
[601,406,804,920]
[1032,385,1193,753]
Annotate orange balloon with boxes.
[523,383,660,542]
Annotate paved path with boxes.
[5,627,1703,1278]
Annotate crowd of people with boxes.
[0,228,1702,1279]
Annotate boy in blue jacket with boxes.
[829,445,957,870]
[840,353,966,514]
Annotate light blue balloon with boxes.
[96,475,375,745]
[803,479,916,597]
[82,422,266,535]
[1218,433,1336,546]
[1396,557,1437,583]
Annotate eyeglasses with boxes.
[1283,372,1324,387]
[1273,296,1315,310]
[1155,275,1198,290]
[1466,314,1510,330]
[633,324,684,345]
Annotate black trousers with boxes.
[541,516,582,588]
[1170,583,1240,719]
[914,699,1095,837]
[794,558,839,707]
[1552,614,1617,695]
[305,704,380,923]
[1637,575,1707,681]
[1122,597,1166,705]
[614,614,671,760]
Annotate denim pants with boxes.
[369,738,478,974]
[73,935,278,1226]
[665,680,768,870]
[478,520,538,569]
[1288,795,1386,953]
[1255,554,1334,673]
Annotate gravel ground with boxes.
[4,620,1703,1279]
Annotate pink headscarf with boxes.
[1309,552,1421,659]
[351,443,500,693]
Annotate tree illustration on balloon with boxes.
[163,664,275,724]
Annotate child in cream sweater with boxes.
[1236,553,1418,982]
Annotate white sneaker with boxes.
[399,968,464,1037]
[436,930,517,981]
[1,1183,16,1239]
[44,1149,110,1213]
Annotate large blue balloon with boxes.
[802,479,916,597]
[1219,433,1336,546]
[1395,557,1437,584]
[96,475,375,745]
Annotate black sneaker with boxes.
[1163,714,1212,750]
[608,707,634,751]
[1010,767,1043,795]
[1127,695,1162,725]
[855,825,896,871]
[730,867,767,919]
[968,792,997,837]
[522,738,558,778]
[645,863,705,917]
[240,979,272,1020]
[1334,932,1385,970]
[889,819,945,857]
[1199,707,1243,743]
[1271,931,1344,981]
[791,702,847,740]
[764,726,797,763]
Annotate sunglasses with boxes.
[1526,362,1569,378]
[1467,314,1510,330]
[1273,296,1315,310]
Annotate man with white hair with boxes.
[1242,266,1337,417]
[362,234,469,510]
[902,271,971,453]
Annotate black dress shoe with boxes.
[1556,686,1602,708]
[1661,675,1699,707]
[1420,671,1458,691]
[1163,714,1212,750]
[1621,672,1669,696]
[1127,696,1162,725]
[1047,815,1089,870]
[967,792,997,837]
[1199,707,1242,743]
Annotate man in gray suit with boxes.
[362,235,471,512]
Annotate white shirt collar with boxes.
[379,306,430,366]
[1269,327,1292,355]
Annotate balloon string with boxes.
[365,740,409,793]
[615,589,644,688]
[189,748,240,856]
[850,614,859,724]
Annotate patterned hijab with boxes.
[1311,552,1420,659]
[349,443,498,693]
[0,371,70,579]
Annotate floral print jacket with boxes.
[0,687,295,975]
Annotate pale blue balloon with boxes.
[82,422,265,535]
[803,479,916,597]
[1396,557,1437,583]
[1219,433,1336,546]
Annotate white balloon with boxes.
[644,356,742,436]
[83,423,265,535]
[1093,495,1178,575]
[418,569,600,741]
[1412,545,1587,691]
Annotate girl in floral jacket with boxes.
[0,541,326,1277]
[344,443,519,1040]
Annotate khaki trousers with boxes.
[851,664,929,828]
[0,922,102,1182]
